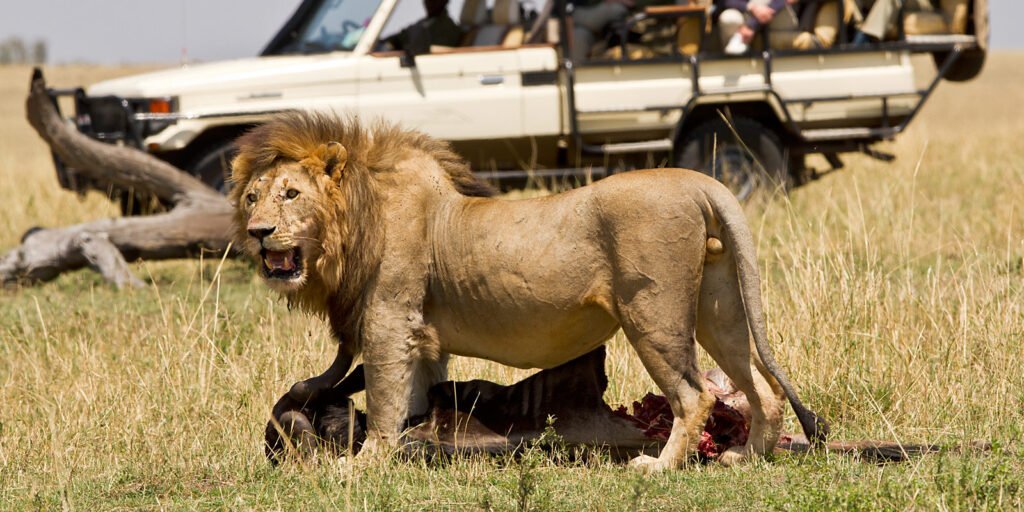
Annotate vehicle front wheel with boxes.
[675,117,791,202]
[188,140,237,194]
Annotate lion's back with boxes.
[586,168,725,233]
[591,168,723,206]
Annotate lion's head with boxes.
[229,112,494,315]
[230,138,346,294]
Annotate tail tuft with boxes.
[796,408,831,445]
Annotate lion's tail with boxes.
[708,184,830,445]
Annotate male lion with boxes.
[231,112,828,471]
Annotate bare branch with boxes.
[1,206,233,287]
[78,232,145,289]
[2,69,238,288]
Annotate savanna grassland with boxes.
[1,56,1023,510]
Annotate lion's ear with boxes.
[323,142,348,180]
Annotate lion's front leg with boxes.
[288,342,355,402]
[358,323,445,459]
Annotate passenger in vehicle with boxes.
[717,0,801,55]
[769,0,852,50]
[569,0,680,62]
[569,0,632,61]
[386,0,464,50]
[850,0,933,44]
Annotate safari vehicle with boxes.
[47,0,989,204]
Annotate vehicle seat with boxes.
[673,2,712,56]
[459,0,489,45]
[904,11,946,35]
[496,0,524,47]
[463,0,523,47]
[904,0,968,35]
[941,0,969,34]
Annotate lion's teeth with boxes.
[263,248,297,272]
[281,249,296,270]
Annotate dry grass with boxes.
[0,57,1023,509]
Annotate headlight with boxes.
[132,96,180,137]
[147,98,174,114]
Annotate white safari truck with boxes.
[49,0,988,206]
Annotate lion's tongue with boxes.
[264,249,296,271]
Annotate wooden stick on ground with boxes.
[0,69,236,288]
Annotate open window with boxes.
[564,2,710,63]
[558,0,986,68]
[373,0,533,55]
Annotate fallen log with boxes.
[1,69,235,288]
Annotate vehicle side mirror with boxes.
[401,24,431,68]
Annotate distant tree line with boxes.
[0,37,47,65]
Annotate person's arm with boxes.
[745,0,787,29]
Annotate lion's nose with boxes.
[248,225,276,240]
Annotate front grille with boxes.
[74,95,177,145]
[82,97,131,135]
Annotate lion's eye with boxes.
[285,188,300,199]
[246,192,258,204]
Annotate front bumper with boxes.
[45,87,178,192]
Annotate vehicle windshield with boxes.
[289,0,384,53]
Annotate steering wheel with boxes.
[313,20,364,51]
[338,20,362,43]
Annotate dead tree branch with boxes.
[1,69,236,288]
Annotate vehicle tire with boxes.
[675,116,791,202]
[933,49,986,83]
[188,140,237,194]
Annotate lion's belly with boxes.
[428,302,620,369]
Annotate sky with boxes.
[0,0,1020,65]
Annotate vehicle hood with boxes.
[87,53,354,98]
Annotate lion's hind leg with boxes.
[624,328,716,473]
[617,278,715,473]
[696,255,785,465]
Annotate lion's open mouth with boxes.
[261,247,303,280]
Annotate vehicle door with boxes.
[356,0,528,144]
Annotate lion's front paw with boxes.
[350,437,391,466]
[628,454,675,474]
